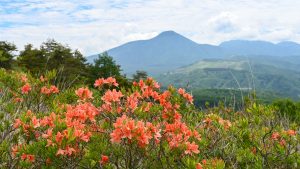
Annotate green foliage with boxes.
[0,41,17,69]
[132,70,148,82]
[89,52,121,78]
[88,52,131,88]
[272,99,300,123]
[17,40,88,86]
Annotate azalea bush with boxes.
[0,68,299,168]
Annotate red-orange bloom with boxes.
[11,145,19,157]
[21,153,27,160]
[196,163,203,169]
[287,129,296,136]
[178,88,185,95]
[279,139,286,147]
[41,86,51,95]
[27,154,35,163]
[21,83,31,94]
[185,141,200,155]
[55,132,63,144]
[13,118,22,128]
[21,75,28,83]
[100,155,109,165]
[101,89,123,104]
[42,128,53,139]
[271,132,280,140]
[110,115,160,147]
[50,85,59,93]
[32,116,40,128]
[94,77,119,87]
[75,87,93,100]
[56,148,65,156]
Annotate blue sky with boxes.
[1,0,300,55]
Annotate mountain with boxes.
[157,58,300,99]
[219,40,300,56]
[88,31,300,76]
[88,31,228,75]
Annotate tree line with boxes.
[0,39,148,87]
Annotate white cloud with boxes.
[0,0,300,55]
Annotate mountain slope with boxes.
[157,58,300,99]
[88,31,227,75]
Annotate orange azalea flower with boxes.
[55,132,63,144]
[40,75,47,82]
[75,87,93,100]
[271,132,280,140]
[94,77,119,87]
[21,75,28,83]
[287,129,296,136]
[27,154,35,163]
[110,115,160,147]
[94,78,105,87]
[42,128,53,139]
[13,118,22,128]
[32,116,40,128]
[196,163,203,169]
[279,139,286,147]
[183,93,193,104]
[41,86,51,95]
[101,89,123,104]
[50,85,59,93]
[11,145,19,157]
[56,148,65,156]
[106,77,119,87]
[178,88,185,95]
[21,153,27,160]
[46,139,54,147]
[20,154,35,163]
[65,146,76,156]
[21,83,31,94]
[185,141,200,155]
[100,155,109,165]
[80,132,92,142]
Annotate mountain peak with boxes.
[156,30,180,37]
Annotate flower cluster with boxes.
[75,87,93,100]
[94,77,119,87]
[40,85,59,95]
[110,115,161,147]
[164,118,201,155]
[178,88,193,104]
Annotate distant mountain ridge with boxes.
[220,40,300,56]
[87,31,300,75]
[157,58,300,99]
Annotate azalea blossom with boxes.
[185,141,200,155]
[196,163,203,169]
[287,129,296,136]
[271,132,280,140]
[75,87,93,100]
[101,89,123,104]
[21,83,31,94]
[94,77,119,87]
[100,155,109,165]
